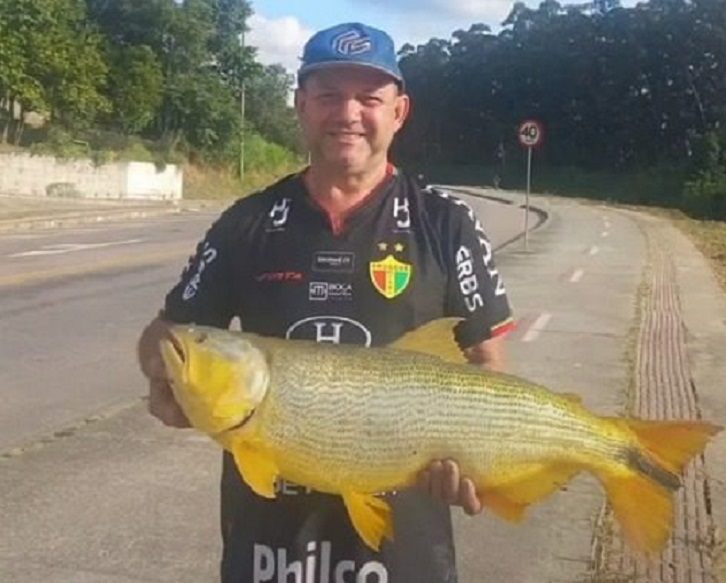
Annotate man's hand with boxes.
[418,459,484,515]
[137,316,191,429]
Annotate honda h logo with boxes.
[268,198,291,229]
[286,316,371,346]
[332,30,372,56]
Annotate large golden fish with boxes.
[159,318,721,555]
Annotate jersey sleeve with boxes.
[441,195,515,348]
[163,205,242,328]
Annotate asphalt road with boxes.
[0,214,209,452]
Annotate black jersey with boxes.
[163,168,514,583]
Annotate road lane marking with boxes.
[601,231,609,238]
[0,248,188,288]
[588,245,599,256]
[8,238,144,258]
[522,312,552,343]
[569,269,584,283]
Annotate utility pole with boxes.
[239,30,246,182]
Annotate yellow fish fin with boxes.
[601,469,674,555]
[480,463,580,522]
[388,317,466,363]
[230,440,279,499]
[620,418,722,474]
[342,492,394,552]
[597,418,721,555]
[479,490,527,522]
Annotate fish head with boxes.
[160,324,270,436]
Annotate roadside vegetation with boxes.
[0,0,304,197]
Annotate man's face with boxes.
[295,67,410,174]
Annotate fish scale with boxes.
[161,321,721,553]
[248,343,621,492]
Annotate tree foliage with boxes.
[395,0,726,217]
[0,0,301,169]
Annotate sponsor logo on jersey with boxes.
[182,241,218,301]
[267,197,292,231]
[309,282,353,301]
[455,245,483,312]
[433,189,507,297]
[393,196,411,231]
[286,316,372,346]
[254,541,388,583]
[369,242,412,299]
[275,479,312,496]
[255,271,304,283]
[312,251,355,273]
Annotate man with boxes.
[137,22,515,583]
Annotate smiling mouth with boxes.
[330,132,364,138]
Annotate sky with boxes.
[246,0,637,78]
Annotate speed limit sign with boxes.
[517,119,544,251]
[518,119,544,148]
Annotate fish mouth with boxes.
[218,410,256,435]
[229,412,255,430]
[168,334,186,364]
[160,332,187,371]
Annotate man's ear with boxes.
[394,93,411,131]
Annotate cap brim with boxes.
[298,61,403,85]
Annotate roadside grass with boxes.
[182,163,305,201]
[662,211,726,294]
[626,206,726,295]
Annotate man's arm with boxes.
[137,206,240,428]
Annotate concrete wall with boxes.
[0,153,183,200]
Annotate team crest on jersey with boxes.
[369,242,412,299]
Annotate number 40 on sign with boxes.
[518,119,544,148]
[517,119,544,250]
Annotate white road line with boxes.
[569,269,584,283]
[8,238,144,258]
[588,245,599,256]
[522,312,552,343]
[601,231,609,238]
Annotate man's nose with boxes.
[334,97,363,122]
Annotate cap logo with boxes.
[332,30,372,56]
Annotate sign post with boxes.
[517,119,544,250]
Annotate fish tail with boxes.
[600,418,722,555]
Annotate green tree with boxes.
[246,64,303,154]
[107,45,164,134]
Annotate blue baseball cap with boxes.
[298,22,404,87]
